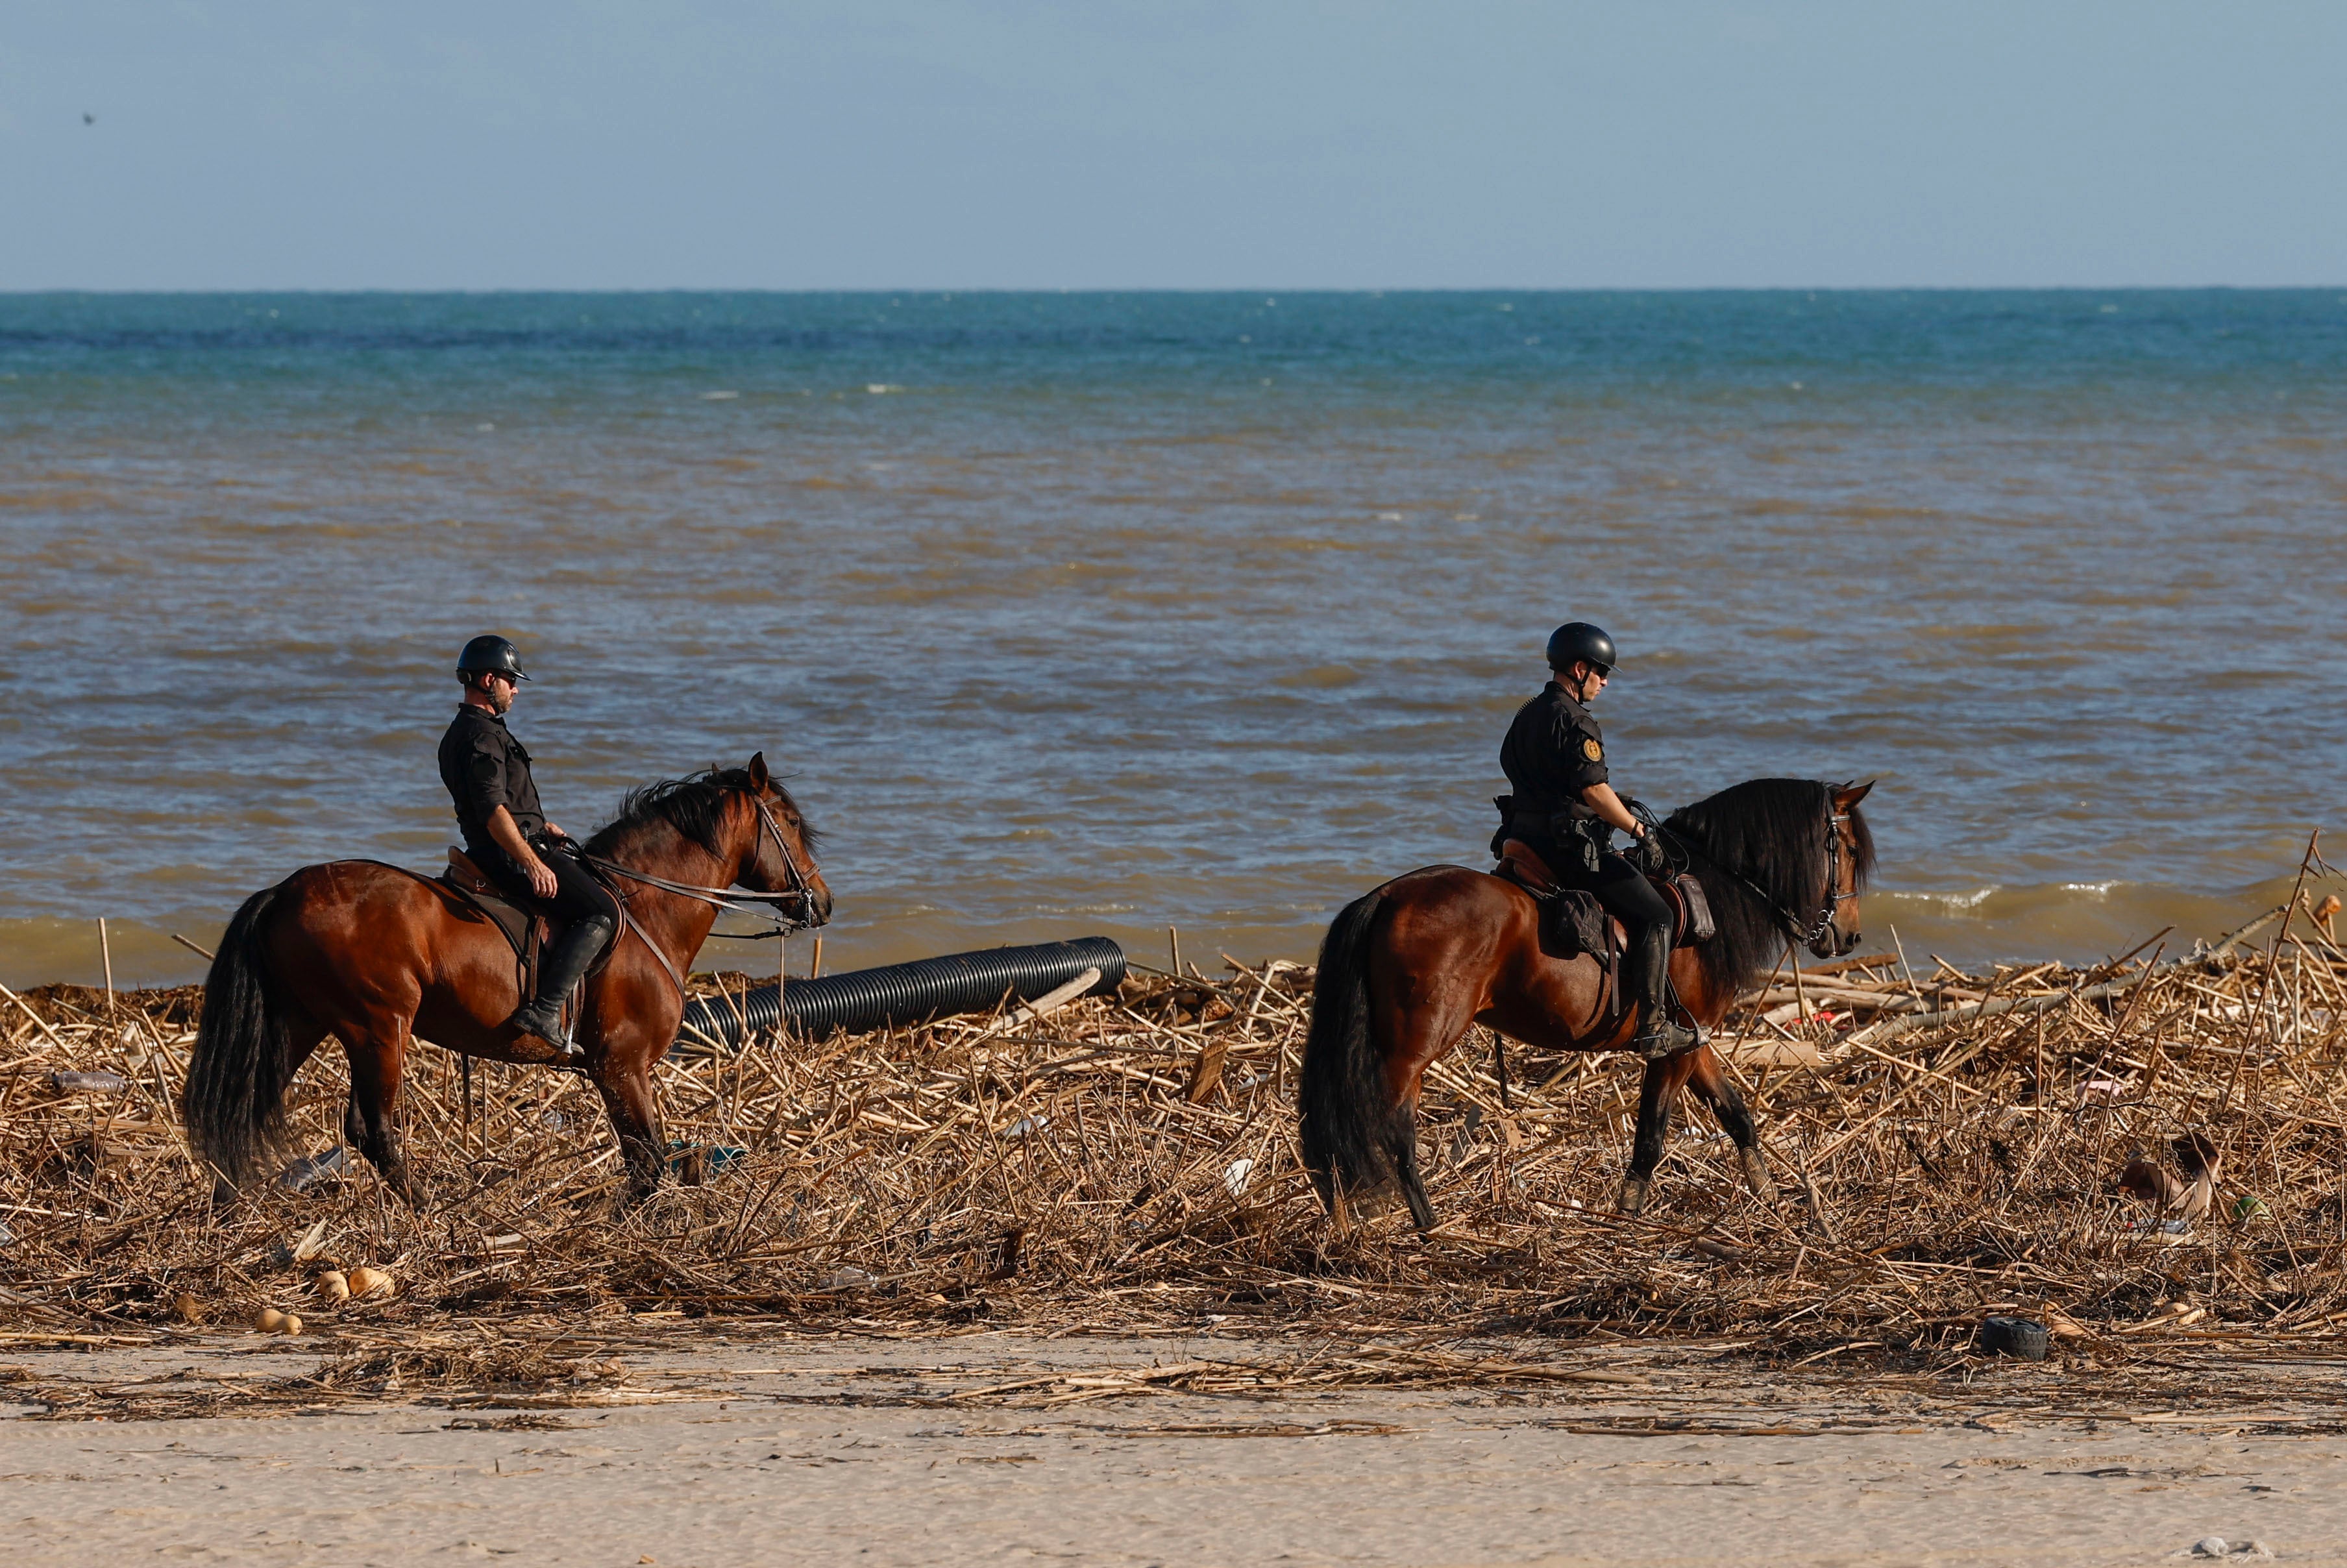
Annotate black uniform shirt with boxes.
[1499,681,1609,822]
[437,706,546,851]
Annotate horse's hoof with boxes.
[612,1168,668,1208]
[1737,1147,1775,1201]
[1617,1177,1649,1216]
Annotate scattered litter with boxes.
[664,1142,747,1182]
[47,1070,128,1094]
[1222,1158,1255,1197]
[278,1147,349,1192]
[1978,1317,2048,1360]
[2119,1218,2194,1236]
[1001,1116,1050,1139]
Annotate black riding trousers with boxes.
[480,844,619,930]
[1586,853,1673,935]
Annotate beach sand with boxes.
[5,1331,2341,1567]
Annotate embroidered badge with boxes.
[1582,738,1603,762]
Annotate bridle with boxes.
[582,785,825,937]
[1660,802,1854,953]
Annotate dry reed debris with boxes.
[8,882,2347,1381]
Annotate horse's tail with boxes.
[1298,889,1434,1229]
[185,883,301,1189]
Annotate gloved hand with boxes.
[1631,827,1666,875]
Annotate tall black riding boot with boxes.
[1628,924,1700,1060]
[508,916,611,1062]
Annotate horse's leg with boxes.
[340,1020,428,1208]
[1382,998,1475,1232]
[1682,1045,1775,1204]
[591,1054,667,1205]
[1617,1051,1702,1214]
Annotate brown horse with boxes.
[186,753,829,1207]
[1299,778,1874,1228]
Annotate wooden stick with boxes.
[0,978,71,1051]
[98,918,116,1022]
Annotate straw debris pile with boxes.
[8,892,2347,1366]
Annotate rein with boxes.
[1659,800,1851,951]
[580,786,824,996]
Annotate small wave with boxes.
[2061,881,2119,896]
[1906,887,1997,910]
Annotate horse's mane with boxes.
[585,766,818,861]
[1663,778,1875,999]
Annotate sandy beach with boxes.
[5,1329,2342,1567]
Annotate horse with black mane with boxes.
[1299,777,1874,1227]
[186,753,828,1207]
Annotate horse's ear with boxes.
[1835,779,1876,808]
[747,752,771,789]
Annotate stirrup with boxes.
[1632,1018,1703,1061]
[508,1003,584,1062]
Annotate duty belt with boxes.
[1511,805,1602,839]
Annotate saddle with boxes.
[1492,839,1715,961]
[439,847,617,1021]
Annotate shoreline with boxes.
[1,866,2324,994]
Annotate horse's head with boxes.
[1664,776,1880,991]
[1813,779,1876,959]
[738,752,833,929]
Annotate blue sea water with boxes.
[3,290,2345,986]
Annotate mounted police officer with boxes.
[437,636,617,1061]
[1499,622,1698,1060]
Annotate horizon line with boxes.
[5,284,2345,299]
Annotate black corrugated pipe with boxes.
[676,937,1127,1053]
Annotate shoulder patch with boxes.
[1582,738,1603,762]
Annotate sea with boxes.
[4,290,2344,989]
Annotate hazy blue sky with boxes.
[5,2,2341,289]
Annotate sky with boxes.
[3,1,2342,290]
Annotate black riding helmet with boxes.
[1545,622,1617,674]
[456,634,530,683]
